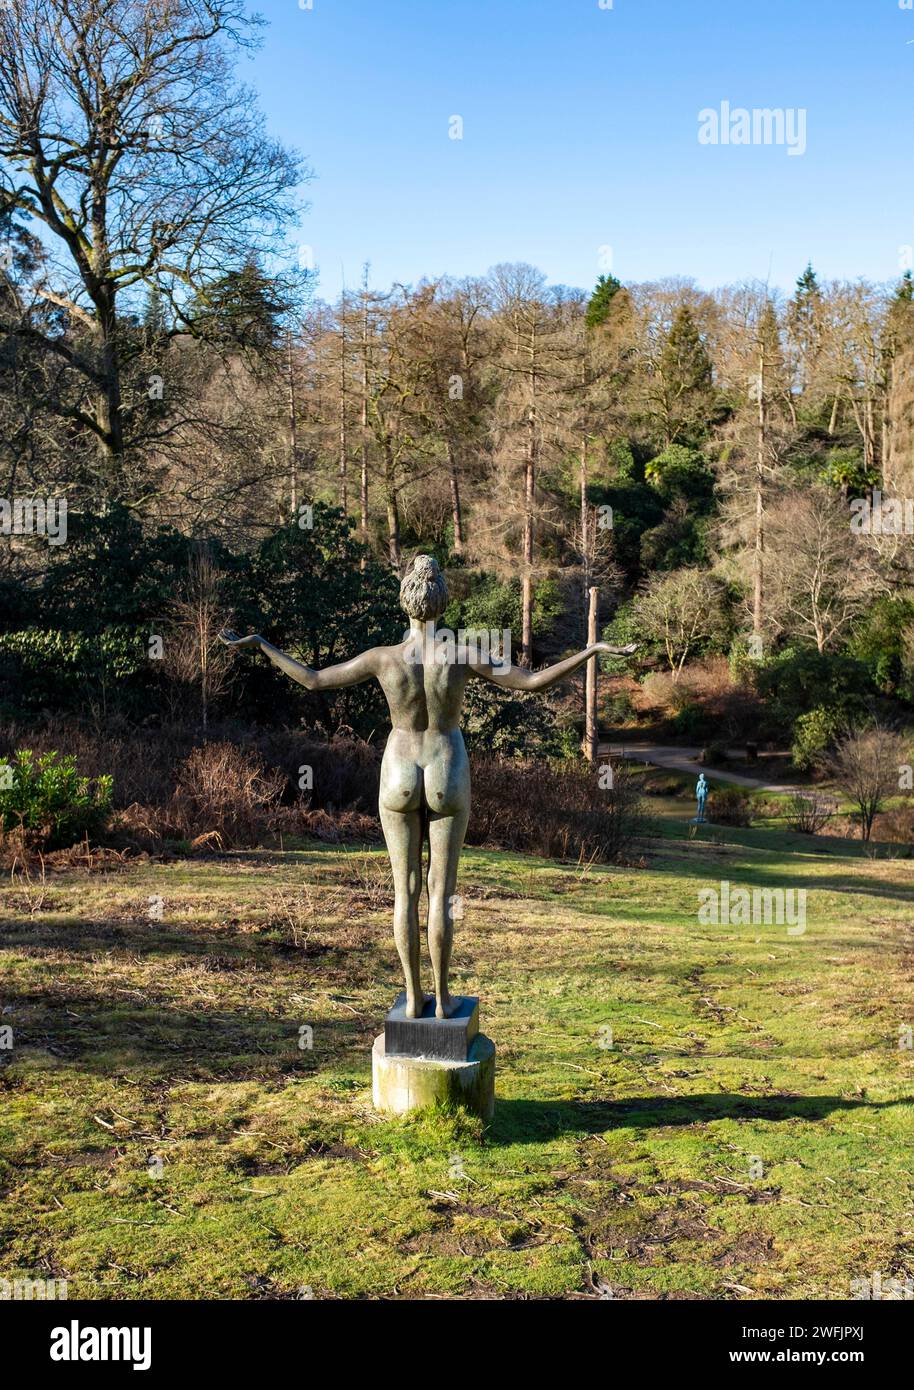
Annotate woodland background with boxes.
[2,1,914,848]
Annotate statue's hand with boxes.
[598,641,638,656]
[219,629,263,650]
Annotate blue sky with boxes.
[246,0,914,300]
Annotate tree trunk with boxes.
[360,443,369,567]
[753,350,765,639]
[583,585,598,763]
[447,441,464,554]
[96,296,125,471]
[87,194,125,476]
[338,325,348,513]
[359,279,370,567]
[386,496,401,572]
[287,334,298,517]
[384,445,402,572]
[580,437,590,639]
[521,408,535,667]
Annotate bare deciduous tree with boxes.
[763,485,885,653]
[0,0,304,485]
[633,567,728,678]
[167,546,232,727]
[826,725,908,841]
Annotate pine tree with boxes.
[143,286,167,340]
[653,305,715,446]
[788,262,823,396]
[585,274,623,331]
[191,259,287,354]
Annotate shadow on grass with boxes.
[618,849,914,906]
[0,982,376,1080]
[489,1093,914,1145]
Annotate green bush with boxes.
[606,690,636,725]
[602,602,645,672]
[443,574,562,648]
[755,647,870,728]
[0,626,147,715]
[672,702,704,737]
[707,786,756,826]
[644,444,715,502]
[0,749,113,848]
[461,680,572,759]
[791,706,843,771]
[728,636,762,687]
[846,595,914,697]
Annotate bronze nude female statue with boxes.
[221,555,635,1021]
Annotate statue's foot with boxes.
[435,993,461,1019]
[404,991,432,1019]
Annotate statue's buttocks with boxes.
[381,726,469,817]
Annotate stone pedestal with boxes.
[372,1031,495,1120]
[385,992,479,1060]
[372,994,494,1120]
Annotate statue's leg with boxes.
[426,805,469,1019]
[379,802,427,1018]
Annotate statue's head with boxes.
[399,554,448,621]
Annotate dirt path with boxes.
[598,740,806,795]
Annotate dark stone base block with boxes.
[385,993,479,1061]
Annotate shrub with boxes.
[0,749,113,849]
[253,730,380,814]
[638,658,764,742]
[0,627,147,717]
[461,679,570,759]
[875,804,914,847]
[0,719,644,862]
[672,701,704,738]
[468,756,643,862]
[757,647,870,730]
[643,774,684,797]
[706,786,756,826]
[605,690,636,726]
[791,706,843,771]
[644,443,715,499]
[846,595,914,696]
[173,743,284,847]
[443,574,562,645]
[824,723,910,841]
[728,636,759,688]
[785,792,834,834]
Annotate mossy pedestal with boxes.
[372,995,495,1120]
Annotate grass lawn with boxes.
[1,826,913,1300]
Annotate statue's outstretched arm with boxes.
[219,630,378,690]
[471,641,636,692]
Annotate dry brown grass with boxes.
[1,719,642,864]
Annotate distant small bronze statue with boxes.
[695,772,709,824]
[221,555,635,1020]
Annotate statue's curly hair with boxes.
[399,554,448,621]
